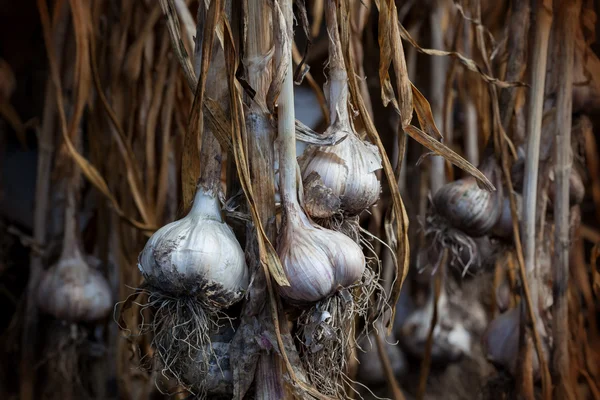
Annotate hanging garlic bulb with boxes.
[138,186,248,305]
[276,0,365,304]
[482,307,549,378]
[298,3,382,217]
[37,177,112,322]
[274,3,367,395]
[128,6,247,391]
[399,281,472,363]
[277,204,366,302]
[432,156,503,237]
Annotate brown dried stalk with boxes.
[552,1,581,399]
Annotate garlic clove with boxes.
[138,189,248,307]
[277,205,365,303]
[37,255,113,322]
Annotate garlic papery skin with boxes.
[138,187,248,307]
[300,130,382,216]
[37,251,113,322]
[433,157,503,237]
[277,203,366,303]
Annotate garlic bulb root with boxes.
[119,288,227,395]
[295,289,357,398]
[40,321,89,398]
[424,213,486,276]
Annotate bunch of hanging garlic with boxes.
[273,2,382,396]
[130,7,248,394]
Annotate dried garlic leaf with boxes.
[398,22,526,89]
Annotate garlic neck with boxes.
[325,0,350,127]
[189,187,223,221]
[277,0,300,213]
[60,177,83,262]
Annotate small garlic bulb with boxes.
[277,204,366,303]
[138,187,248,306]
[301,132,382,216]
[433,157,503,237]
[483,307,548,377]
[37,253,113,322]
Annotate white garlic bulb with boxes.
[301,132,382,216]
[37,252,113,322]
[138,187,249,307]
[277,204,366,303]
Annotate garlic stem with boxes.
[552,0,580,397]
[194,0,226,196]
[522,0,552,310]
[277,0,298,210]
[60,175,82,261]
[324,0,350,126]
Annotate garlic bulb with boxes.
[301,131,382,216]
[483,307,548,377]
[37,252,113,322]
[433,156,503,237]
[277,203,365,303]
[138,187,249,306]
[399,287,472,363]
[36,177,112,322]
[299,20,382,217]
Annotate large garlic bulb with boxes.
[277,204,366,303]
[37,252,113,322]
[301,132,382,216]
[138,187,248,307]
[433,156,503,237]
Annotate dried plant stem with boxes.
[552,1,580,399]
[499,0,530,133]
[522,0,552,312]
[245,0,285,396]
[416,249,447,400]
[195,0,225,194]
[374,332,405,400]
[21,4,68,399]
[278,0,299,209]
[515,0,553,398]
[429,2,448,194]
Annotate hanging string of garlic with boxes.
[298,0,382,225]
[130,4,248,394]
[274,2,375,396]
